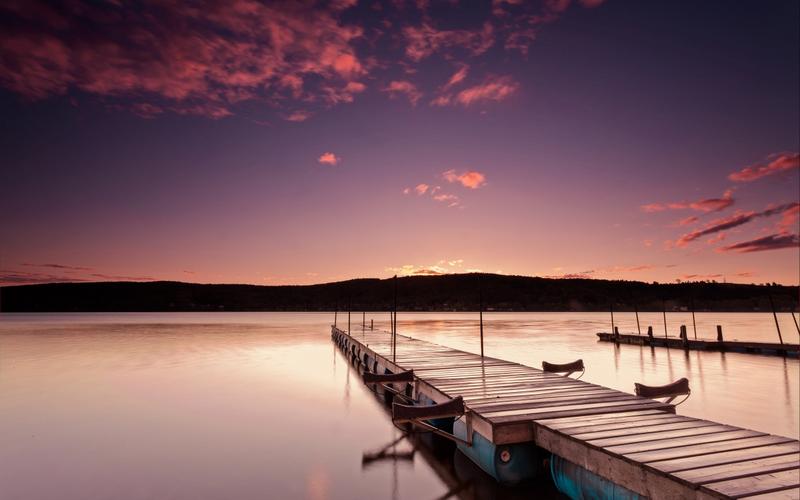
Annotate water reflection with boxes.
[0,312,797,500]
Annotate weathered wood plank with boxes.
[609,430,766,455]
[675,456,799,485]
[587,424,739,448]
[648,442,800,474]
[630,436,796,464]
[703,469,800,498]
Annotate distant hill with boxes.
[0,274,797,313]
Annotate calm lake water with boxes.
[1,312,798,500]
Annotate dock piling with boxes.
[479,275,484,358]
[634,303,641,335]
[717,325,724,342]
[768,292,784,345]
[610,303,615,337]
[680,325,689,348]
[690,296,698,340]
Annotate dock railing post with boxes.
[479,275,484,358]
[680,325,688,348]
[690,295,698,340]
[792,309,800,338]
[647,326,653,339]
[635,303,641,336]
[610,303,616,336]
[334,308,338,328]
[393,275,398,363]
[370,319,373,330]
[768,292,784,346]
[348,304,351,337]
[716,325,724,342]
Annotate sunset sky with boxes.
[1,0,798,286]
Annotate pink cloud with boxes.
[455,76,519,106]
[641,189,735,213]
[443,169,487,189]
[433,193,460,207]
[718,233,800,253]
[383,80,422,105]
[728,153,800,182]
[0,0,367,118]
[414,183,429,195]
[444,65,469,90]
[675,202,799,247]
[403,22,494,62]
[676,216,699,226]
[285,111,312,122]
[318,152,340,166]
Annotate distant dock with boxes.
[597,331,800,357]
[333,326,800,499]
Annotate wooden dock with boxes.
[333,326,800,499]
[597,332,800,357]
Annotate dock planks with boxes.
[333,326,800,499]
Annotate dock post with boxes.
[768,292,784,345]
[680,325,688,348]
[348,304,351,337]
[479,275,484,358]
[370,319,373,330]
[647,326,653,338]
[792,310,800,337]
[610,303,616,337]
[334,309,338,328]
[717,325,723,342]
[393,275,398,363]
[662,299,668,339]
[614,326,620,341]
[635,303,641,335]
[690,296,698,340]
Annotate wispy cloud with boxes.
[454,76,519,106]
[403,22,494,62]
[718,233,800,253]
[383,80,422,105]
[21,262,93,271]
[641,189,735,213]
[675,202,799,247]
[318,152,340,166]
[285,111,313,122]
[442,169,487,189]
[386,258,473,277]
[728,152,799,182]
[414,183,429,195]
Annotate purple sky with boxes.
[0,0,798,286]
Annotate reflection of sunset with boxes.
[306,465,330,500]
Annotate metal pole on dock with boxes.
[768,292,784,345]
[662,299,668,339]
[334,308,338,328]
[792,309,800,337]
[634,302,641,335]
[348,303,351,336]
[690,296,698,340]
[610,303,615,335]
[479,276,484,358]
[393,275,398,363]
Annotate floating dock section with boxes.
[597,332,799,357]
[333,326,800,499]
